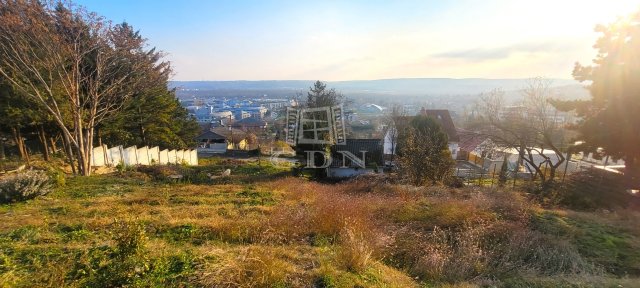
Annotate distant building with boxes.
[358,103,387,114]
[195,124,249,153]
[232,117,268,131]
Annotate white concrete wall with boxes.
[92,145,107,167]
[137,146,150,165]
[148,146,160,164]
[189,149,198,166]
[108,146,123,166]
[122,146,138,166]
[90,145,198,167]
[159,149,169,164]
[168,150,177,164]
[176,150,185,164]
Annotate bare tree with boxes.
[0,1,167,175]
[479,78,566,189]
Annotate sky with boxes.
[74,0,639,81]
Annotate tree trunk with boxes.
[11,127,24,160]
[138,106,147,146]
[49,135,58,154]
[38,125,50,161]
[61,131,77,175]
[11,127,30,164]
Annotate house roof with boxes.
[199,122,213,134]
[457,129,490,152]
[420,109,459,142]
[211,127,247,143]
[195,130,226,141]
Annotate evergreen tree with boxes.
[553,10,640,189]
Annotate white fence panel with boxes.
[91,145,198,167]
[168,150,177,164]
[123,146,138,166]
[91,145,107,167]
[148,146,160,164]
[189,149,198,166]
[159,149,169,164]
[177,150,185,164]
[137,146,150,165]
[108,146,123,166]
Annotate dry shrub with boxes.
[0,170,51,204]
[488,221,599,276]
[408,221,492,282]
[389,215,598,283]
[336,221,375,272]
[261,178,387,274]
[199,247,294,287]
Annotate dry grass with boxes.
[1,163,640,287]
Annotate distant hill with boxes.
[170,78,586,96]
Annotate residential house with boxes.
[211,127,249,150]
[327,138,384,178]
[195,124,249,153]
[195,130,228,153]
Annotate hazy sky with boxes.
[75,0,638,81]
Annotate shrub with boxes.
[550,169,636,210]
[336,223,374,272]
[0,170,52,204]
[199,247,293,287]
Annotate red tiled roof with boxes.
[457,129,489,152]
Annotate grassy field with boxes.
[1,158,640,287]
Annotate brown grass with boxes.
[2,169,640,287]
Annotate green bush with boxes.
[0,170,52,204]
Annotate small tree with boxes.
[305,80,343,109]
[397,115,455,185]
[498,155,509,187]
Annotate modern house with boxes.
[195,126,249,153]
[195,130,228,153]
[327,138,384,178]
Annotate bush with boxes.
[0,170,52,204]
[336,224,374,272]
[550,169,636,210]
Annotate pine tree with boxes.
[553,10,640,189]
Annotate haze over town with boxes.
[76,0,638,81]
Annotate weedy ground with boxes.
[1,158,640,287]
